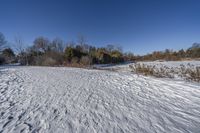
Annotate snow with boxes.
[132,61,200,80]
[136,61,200,68]
[0,66,200,133]
[96,61,200,81]
[93,62,133,72]
[96,61,200,71]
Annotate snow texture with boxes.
[0,65,200,133]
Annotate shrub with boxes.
[71,57,79,64]
[134,64,156,76]
[42,57,57,66]
[65,47,74,61]
[80,56,91,66]
[186,67,200,82]
[131,63,200,82]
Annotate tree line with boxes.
[0,32,131,66]
[0,32,200,66]
[137,43,200,61]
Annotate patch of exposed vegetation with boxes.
[131,63,200,82]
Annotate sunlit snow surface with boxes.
[0,65,200,133]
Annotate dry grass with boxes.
[131,63,200,82]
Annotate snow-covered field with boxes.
[0,66,200,133]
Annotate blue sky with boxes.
[0,0,200,55]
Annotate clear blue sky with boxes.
[0,0,200,55]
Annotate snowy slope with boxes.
[0,66,200,133]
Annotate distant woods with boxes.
[0,33,128,66]
[0,32,200,66]
[138,43,200,61]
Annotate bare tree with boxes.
[106,44,115,52]
[77,35,90,52]
[33,37,50,52]
[14,36,25,54]
[116,45,123,53]
[77,35,87,46]
[66,41,75,48]
[50,38,64,52]
[0,32,7,52]
[14,36,29,65]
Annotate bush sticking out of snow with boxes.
[131,61,200,82]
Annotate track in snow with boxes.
[0,66,200,133]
